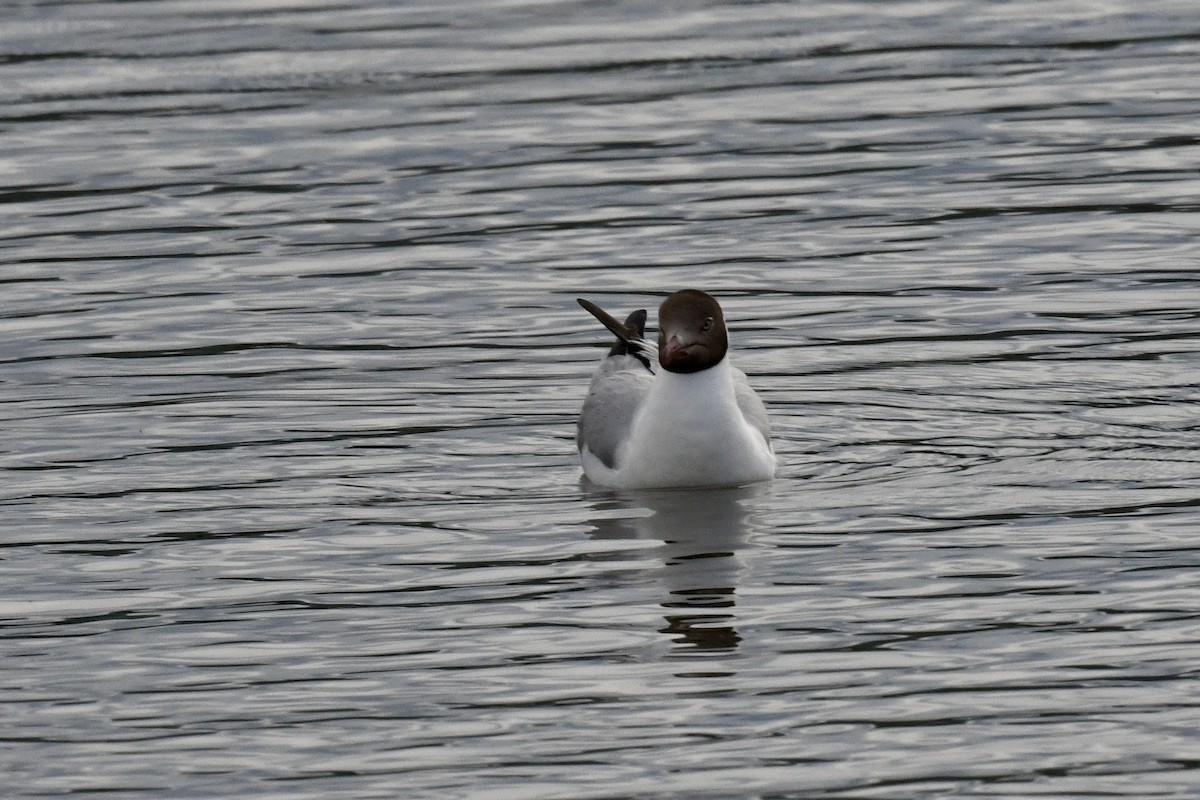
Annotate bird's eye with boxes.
[701,316,714,332]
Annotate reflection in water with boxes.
[585,484,761,652]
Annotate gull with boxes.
[576,289,776,489]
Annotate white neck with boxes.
[647,355,738,418]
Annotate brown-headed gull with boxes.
[576,289,776,489]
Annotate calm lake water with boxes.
[3,1,1199,798]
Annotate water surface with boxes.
[3,1,1199,797]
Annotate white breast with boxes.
[587,357,776,489]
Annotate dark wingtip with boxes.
[578,298,635,342]
[624,309,647,339]
[578,298,652,371]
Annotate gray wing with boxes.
[577,356,653,469]
[733,368,772,446]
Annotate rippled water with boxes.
[4,1,1200,797]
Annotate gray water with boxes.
[3,1,1200,798]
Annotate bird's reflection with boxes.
[585,483,760,653]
